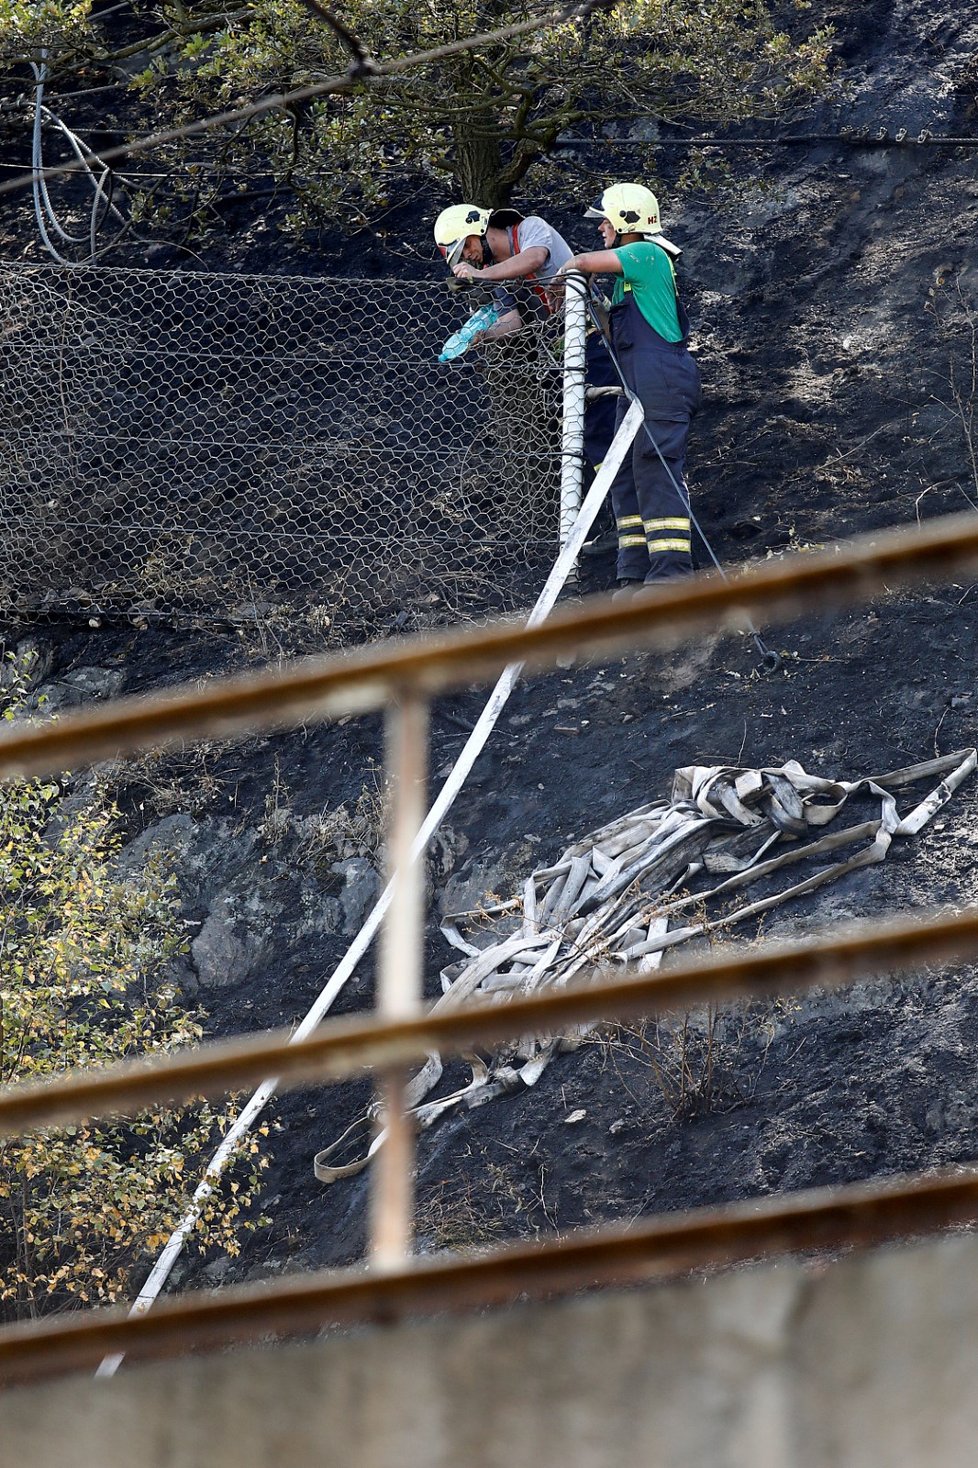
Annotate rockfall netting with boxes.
[314,748,976,1181]
[0,265,567,639]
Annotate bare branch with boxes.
[292,0,378,80]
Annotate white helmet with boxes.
[433,204,491,267]
[584,183,681,257]
[434,204,525,266]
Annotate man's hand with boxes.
[452,262,482,281]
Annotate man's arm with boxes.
[559,250,624,276]
[485,309,523,338]
[453,246,549,283]
[463,306,522,348]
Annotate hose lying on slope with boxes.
[314,747,976,1181]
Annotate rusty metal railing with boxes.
[0,508,975,781]
[2,507,978,1385]
[4,1166,978,1385]
[3,903,978,1138]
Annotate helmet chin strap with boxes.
[480,236,494,268]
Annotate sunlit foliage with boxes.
[0,656,266,1322]
[1,0,834,224]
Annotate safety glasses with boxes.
[438,239,466,267]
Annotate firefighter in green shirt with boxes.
[560,183,701,588]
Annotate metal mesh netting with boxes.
[0,265,569,639]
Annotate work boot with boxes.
[612,578,644,603]
[581,530,618,557]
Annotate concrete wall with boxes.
[4,1231,978,1467]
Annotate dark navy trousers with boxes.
[583,330,618,473]
[608,297,701,583]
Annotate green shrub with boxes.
[0,662,266,1321]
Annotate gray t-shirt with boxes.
[512,215,573,280]
[494,215,573,322]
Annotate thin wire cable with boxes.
[553,127,976,149]
[30,57,132,264]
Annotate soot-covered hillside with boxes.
[3,0,978,1293]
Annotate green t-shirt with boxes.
[611,241,682,343]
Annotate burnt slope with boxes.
[3,0,978,1289]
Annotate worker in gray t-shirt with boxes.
[433,201,618,548]
[433,204,573,337]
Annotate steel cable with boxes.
[30,57,141,264]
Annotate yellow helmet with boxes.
[433,204,491,267]
[584,183,680,256]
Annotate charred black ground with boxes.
[3,0,978,1290]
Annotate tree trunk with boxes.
[453,116,509,205]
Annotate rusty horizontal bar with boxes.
[0,508,975,780]
[3,1163,978,1387]
[3,903,978,1137]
